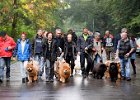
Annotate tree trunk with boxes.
[11,0,18,38]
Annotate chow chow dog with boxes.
[26,60,39,83]
[109,62,118,82]
[92,63,107,79]
[105,60,121,80]
[54,58,71,83]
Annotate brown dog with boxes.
[104,60,121,79]
[26,60,39,83]
[54,59,71,83]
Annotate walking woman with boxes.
[64,33,77,76]
[13,32,32,83]
[130,34,137,75]
[43,32,58,82]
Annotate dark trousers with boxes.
[130,59,136,74]
[80,52,93,75]
[106,47,114,60]
[45,59,55,79]
[0,57,11,79]
[65,55,75,74]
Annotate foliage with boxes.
[0,0,65,39]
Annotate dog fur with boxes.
[92,63,107,79]
[26,60,39,83]
[54,59,71,83]
[109,62,118,82]
[105,60,121,80]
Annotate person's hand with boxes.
[77,52,80,55]
[30,57,33,61]
[125,53,130,57]
[85,47,88,51]
[92,48,96,52]
[101,47,105,51]
[61,52,64,56]
[7,46,12,50]
[12,57,16,61]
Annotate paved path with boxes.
[0,57,140,100]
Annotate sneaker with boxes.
[126,78,131,81]
[49,78,54,82]
[46,78,50,82]
[122,77,126,80]
[22,78,26,83]
[70,74,73,77]
[82,74,87,78]
[0,79,3,83]
[6,77,10,82]
[25,77,28,82]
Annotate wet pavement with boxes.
[0,57,140,100]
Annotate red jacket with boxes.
[0,35,16,57]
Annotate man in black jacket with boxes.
[77,28,93,78]
[32,29,44,77]
[114,28,128,52]
[54,28,65,57]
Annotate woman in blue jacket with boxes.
[13,32,31,83]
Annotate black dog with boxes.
[92,63,107,79]
[109,62,118,82]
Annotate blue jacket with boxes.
[13,39,31,61]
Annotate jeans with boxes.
[34,54,44,76]
[19,61,28,78]
[0,57,11,80]
[94,54,102,64]
[120,58,131,78]
[44,59,54,79]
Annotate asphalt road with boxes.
[0,57,140,100]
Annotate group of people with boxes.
[0,27,137,83]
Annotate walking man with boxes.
[0,31,16,83]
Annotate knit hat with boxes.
[0,31,6,37]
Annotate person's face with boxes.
[56,31,61,37]
[95,35,100,40]
[121,33,127,40]
[43,32,47,38]
[105,31,110,36]
[67,34,72,42]
[83,28,88,35]
[1,35,6,40]
[47,33,53,41]
[37,30,43,36]
[21,34,26,41]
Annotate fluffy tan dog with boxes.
[54,59,71,83]
[26,60,39,83]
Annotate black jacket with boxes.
[42,38,58,62]
[31,34,43,56]
[77,34,93,53]
[54,36,65,52]
[64,41,77,59]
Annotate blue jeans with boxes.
[44,59,54,79]
[34,54,44,76]
[19,61,28,78]
[120,58,131,78]
[94,54,102,64]
[0,57,11,80]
